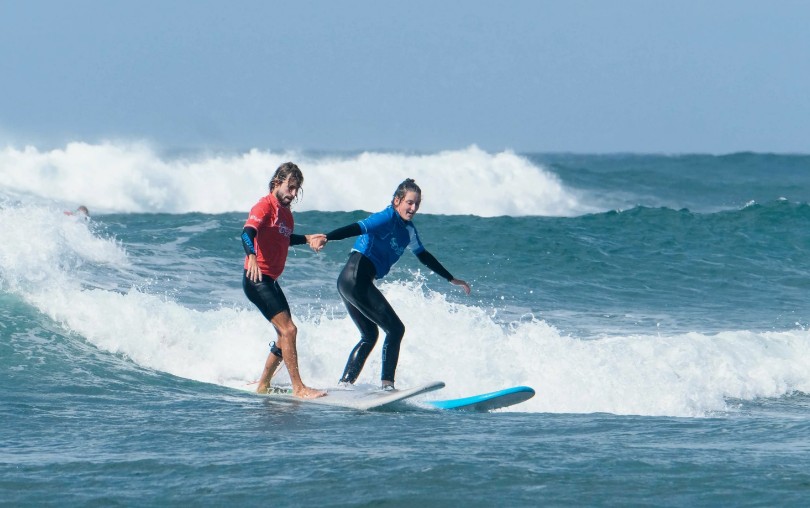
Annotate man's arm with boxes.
[242,226,263,283]
[291,233,327,250]
[242,227,258,256]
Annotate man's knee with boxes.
[279,322,297,338]
[272,314,297,339]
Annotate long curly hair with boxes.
[269,162,304,203]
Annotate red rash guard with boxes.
[243,193,294,279]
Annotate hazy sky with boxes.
[1,1,808,153]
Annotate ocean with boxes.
[2,144,810,506]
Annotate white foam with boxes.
[25,272,810,417]
[0,203,129,291]
[298,279,810,417]
[0,142,592,217]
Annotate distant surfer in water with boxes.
[64,205,90,219]
[311,178,470,390]
[241,162,326,398]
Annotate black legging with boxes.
[338,251,405,384]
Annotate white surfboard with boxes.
[259,381,446,410]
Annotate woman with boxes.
[316,178,470,390]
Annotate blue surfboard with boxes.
[425,386,535,411]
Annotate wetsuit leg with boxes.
[243,270,291,357]
[337,252,405,384]
[339,299,379,383]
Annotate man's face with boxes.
[274,177,300,207]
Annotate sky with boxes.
[1,0,809,154]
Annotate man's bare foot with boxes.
[294,386,326,399]
[256,383,269,394]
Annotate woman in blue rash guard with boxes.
[313,179,471,390]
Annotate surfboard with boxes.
[259,381,446,410]
[425,385,535,411]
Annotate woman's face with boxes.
[393,190,421,221]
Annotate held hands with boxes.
[305,234,328,253]
[451,278,471,295]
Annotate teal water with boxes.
[3,150,810,505]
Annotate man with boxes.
[241,162,325,398]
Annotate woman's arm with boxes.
[326,223,362,241]
[415,249,471,295]
[301,223,361,252]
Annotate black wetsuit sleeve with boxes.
[416,249,454,281]
[289,234,307,246]
[326,223,362,241]
[241,227,257,256]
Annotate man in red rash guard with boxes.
[241,162,325,398]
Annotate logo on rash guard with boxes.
[277,220,292,237]
[389,237,405,255]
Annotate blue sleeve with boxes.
[242,227,257,255]
[357,208,393,235]
[407,223,425,254]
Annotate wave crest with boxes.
[0,142,590,216]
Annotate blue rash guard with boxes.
[324,204,457,384]
[351,205,425,279]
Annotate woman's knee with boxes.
[386,319,405,341]
[359,326,380,343]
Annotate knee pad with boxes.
[269,341,283,359]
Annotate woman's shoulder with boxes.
[363,205,395,223]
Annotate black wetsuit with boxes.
[326,208,454,384]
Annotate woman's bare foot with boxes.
[294,386,326,399]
